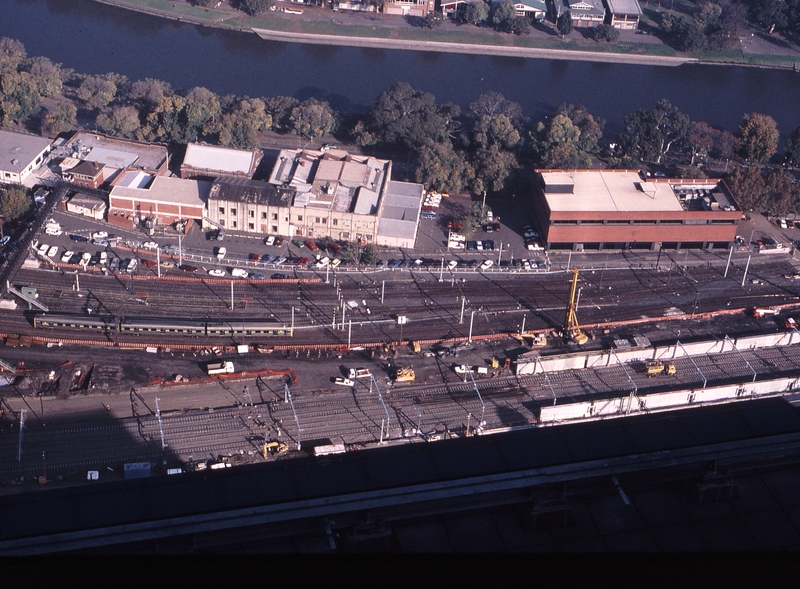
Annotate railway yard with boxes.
[2,192,800,496]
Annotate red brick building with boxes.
[531,170,742,251]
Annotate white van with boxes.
[207,361,234,375]
[231,268,248,278]
[45,226,62,236]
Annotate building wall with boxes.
[108,195,204,226]
[0,143,50,186]
[66,202,106,221]
[610,13,639,29]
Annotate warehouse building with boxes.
[0,130,52,185]
[179,143,262,180]
[531,169,742,251]
[108,173,210,228]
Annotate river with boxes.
[3,0,799,138]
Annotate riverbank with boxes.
[90,0,800,70]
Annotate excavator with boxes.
[563,266,589,345]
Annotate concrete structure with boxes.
[261,148,424,247]
[531,170,741,251]
[0,130,52,185]
[604,0,641,29]
[552,0,605,27]
[56,132,168,186]
[383,0,435,17]
[66,192,107,221]
[206,176,293,235]
[62,160,105,189]
[179,143,262,180]
[108,175,210,228]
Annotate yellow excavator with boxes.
[563,266,589,345]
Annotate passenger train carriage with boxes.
[32,313,290,337]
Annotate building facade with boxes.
[531,170,741,251]
[108,174,209,228]
[0,130,52,185]
[604,0,641,29]
[62,160,105,189]
[552,0,606,26]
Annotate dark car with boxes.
[483,240,495,251]
[271,273,289,280]
[69,234,89,243]
[328,242,342,254]
[274,236,284,248]
[178,264,199,272]
[249,253,260,261]
[304,241,319,251]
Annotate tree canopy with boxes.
[738,112,779,163]
[616,99,689,164]
[0,185,31,222]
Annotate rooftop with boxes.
[605,0,642,15]
[377,180,424,240]
[0,130,52,174]
[208,176,292,208]
[538,170,737,214]
[61,132,167,172]
[181,143,261,177]
[110,176,210,207]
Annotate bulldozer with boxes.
[393,366,415,382]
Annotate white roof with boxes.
[111,176,210,207]
[605,0,642,15]
[540,171,684,213]
[183,143,257,175]
[0,130,51,173]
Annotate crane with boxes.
[563,266,589,345]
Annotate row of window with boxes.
[216,206,342,227]
[551,219,736,226]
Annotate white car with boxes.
[38,243,49,255]
[61,250,74,263]
[315,256,330,268]
[92,231,109,240]
[265,235,275,247]
[216,246,227,260]
[334,377,355,386]
[479,260,494,270]
[142,241,158,250]
[208,269,227,277]
[454,364,473,375]
[47,245,58,258]
[231,268,248,278]
[448,260,458,270]
[81,252,91,263]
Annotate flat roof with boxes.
[0,130,51,174]
[64,132,167,172]
[182,143,259,176]
[377,180,424,240]
[110,176,210,207]
[605,0,642,15]
[208,176,292,208]
[540,171,685,213]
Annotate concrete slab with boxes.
[760,468,800,507]
[730,474,779,515]
[649,522,708,551]
[696,516,758,551]
[489,507,553,551]
[585,493,647,535]
[393,519,454,553]
[739,509,800,550]
[547,500,602,543]
[603,529,659,552]
[443,512,505,552]
[630,488,692,528]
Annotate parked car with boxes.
[141,259,157,268]
[249,273,266,280]
[69,234,89,243]
[334,377,355,386]
[231,268,248,278]
[304,241,319,251]
[178,264,198,272]
[91,231,108,240]
[479,260,494,270]
[0,236,9,248]
[274,236,284,247]
[249,253,260,261]
[61,250,74,263]
[264,235,275,246]
[47,245,58,258]
[126,259,138,273]
[37,243,49,255]
[208,269,226,277]
[271,273,289,280]
[293,239,305,248]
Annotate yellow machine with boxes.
[563,267,589,345]
[394,366,415,382]
[646,361,676,377]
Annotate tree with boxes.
[128,78,172,108]
[362,82,456,149]
[786,126,800,167]
[738,112,779,163]
[509,17,531,36]
[360,244,379,266]
[469,91,522,121]
[340,242,360,263]
[184,86,222,139]
[41,101,77,136]
[142,95,188,143]
[617,99,690,163]
[0,185,32,222]
[26,56,63,97]
[471,145,517,194]
[712,129,740,162]
[556,103,604,155]
[556,12,573,38]
[415,141,474,194]
[473,112,521,150]
[687,121,716,165]
[492,0,517,32]
[290,98,337,138]
[593,24,620,43]
[423,13,443,29]
[0,37,26,73]
[464,0,490,25]
[265,96,300,133]
[237,0,274,16]
[96,105,141,139]
[752,0,789,33]
[218,97,272,149]
[533,114,590,169]
[0,70,40,127]
[76,75,117,110]
[725,166,797,215]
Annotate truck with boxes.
[645,360,676,377]
[393,366,415,382]
[206,361,234,375]
[45,219,62,236]
[752,307,779,318]
[348,367,372,380]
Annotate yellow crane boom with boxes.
[563,266,589,344]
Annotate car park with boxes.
[264,235,275,246]
[91,231,108,240]
[208,269,226,277]
[61,250,74,263]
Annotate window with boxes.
[342,232,350,239]
[332,219,338,226]
[232,221,237,228]
[272,213,278,220]
[261,212,267,219]
[219,220,225,227]
[230,208,237,215]
[249,210,255,218]
[248,223,254,230]
[366,234,372,241]
[297,215,303,222]
[272,225,278,233]
[219,207,224,214]
[315,217,322,224]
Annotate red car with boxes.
[141,259,157,268]
[304,241,318,251]
[249,253,260,261]
[296,257,309,266]
[328,242,342,254]
[178,264,198,272]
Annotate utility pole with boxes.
[741,254,752,287]
[381,280,385,304]
[155,397,166,450]
[468,311,475,343]
[17,408,25,462]
[157,248,161,279]
[230,280,234,311]
[724,246,733,278]
[460,296,465,324]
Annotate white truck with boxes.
[206,361,234,375]
[45,219,62,236]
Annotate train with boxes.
[32,313,291,337]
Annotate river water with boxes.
[3,0,799,138]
